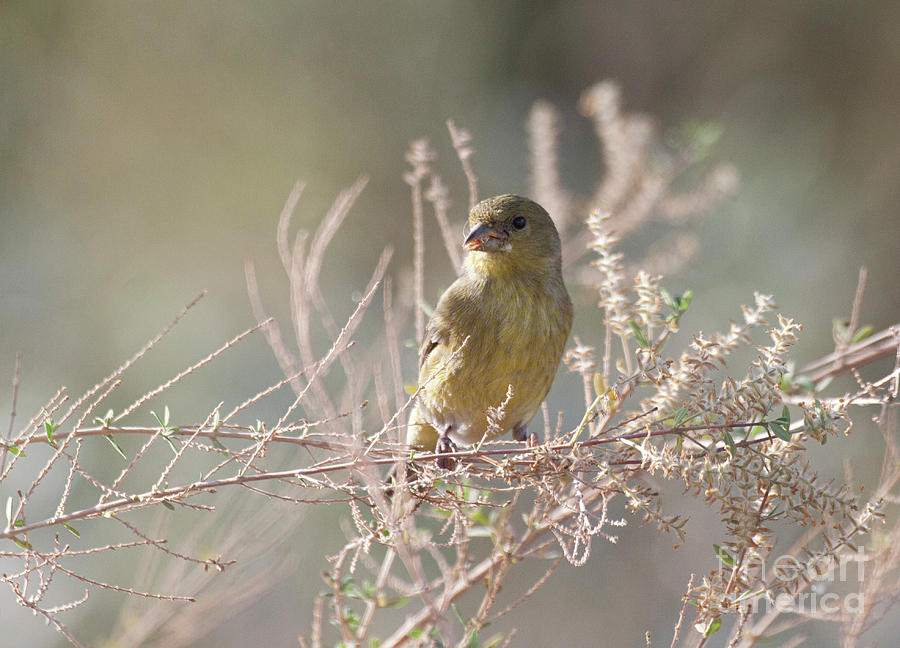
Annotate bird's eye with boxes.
[512,216,527,230]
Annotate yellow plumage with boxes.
[407,195,573,457]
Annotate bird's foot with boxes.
[513,422,538,447]
[435,435,458,470]
[514,422,540,442]
[512,422,528,441]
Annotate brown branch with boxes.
[798,324,899,383]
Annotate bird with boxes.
[406,194,573,468]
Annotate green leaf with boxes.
[629,321,650,348]
[780,405,791,426]
[151,407,179,436]
[769,421,791,441]
[770,406,792,441]
[833,318,852,344]
[661,288,676,311]
[482,634,505,648]
[722,428,736,453]
[671,407,689,428]
[93,408,115,427]
[852,325,874,343]
[342,580,367,600]
[105,434,127,460]
[385,596,411,609]
[344,608,361,632]
[162,435,179,454]
[63,522,80,537]
[6,445,22,456]
[714,544,735,566]
[408,630,424,639]
[45,419,59,442]
[695,617,722,637]
[733,588,764,603]
[452,604,465,625]
[469,508,491,527]
[662,289,693,326]
[161,500,175,511]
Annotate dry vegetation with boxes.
[2,81,899,648]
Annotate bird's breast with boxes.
[418,276,572,444]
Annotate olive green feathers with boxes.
[407,194,573,453]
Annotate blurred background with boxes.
[2,2,899,646]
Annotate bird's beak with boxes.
[464,223,507,252]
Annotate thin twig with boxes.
[1,352,22,474]
[447,119,479,209]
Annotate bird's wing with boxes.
[419,316,448,372]
[418,279,468,375]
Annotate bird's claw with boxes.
[512,422,528,442]
[435,436,458,470]
[513,422,539,447]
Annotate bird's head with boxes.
[463,195,563,279]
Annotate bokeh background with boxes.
[2,2,899,646]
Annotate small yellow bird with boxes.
[407,194,573,466]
